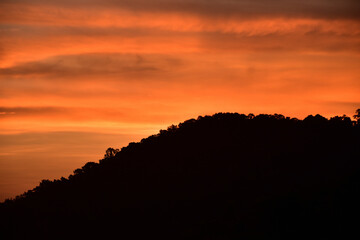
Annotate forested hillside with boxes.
[1,111,360,239]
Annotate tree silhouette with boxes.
[354,109,360,124]
[0,110,359,240]
[104,147,119,159]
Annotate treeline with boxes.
[1,110,360,239]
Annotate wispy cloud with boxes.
[2,0,359,20]
[0,53,175,78]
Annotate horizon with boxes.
[1,0,360,201]
[1,111,359,202]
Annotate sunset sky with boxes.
[1,0,360,201]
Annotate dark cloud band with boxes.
[1,0,360,20]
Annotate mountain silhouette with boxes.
[1,112,360,239]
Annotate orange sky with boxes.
[0,0,360,201]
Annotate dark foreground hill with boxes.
[1,112,360,239]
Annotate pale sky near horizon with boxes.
[1,0,359,201]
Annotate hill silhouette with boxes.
[1,111,360,239]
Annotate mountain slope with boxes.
[1,112,360,239]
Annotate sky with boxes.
[0,0,360,201]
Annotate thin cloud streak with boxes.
[1,24,358,69]
[2,0,360,20]
[0,53,170,77]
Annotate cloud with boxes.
[2,0,359,20]
[0,53,183,79]
[0,107,67,117]
[198,30,360,53]
[0,105,187,125]
[1,19,358,71]
[325,101,360,109]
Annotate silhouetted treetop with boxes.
[354,108,360,124]
[104,147,119,159]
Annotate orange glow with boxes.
[0,0,359,201]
